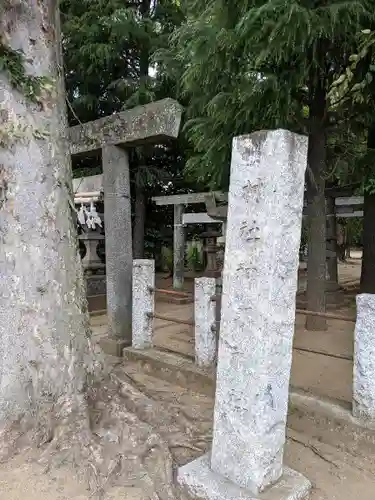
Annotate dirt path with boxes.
[1,358,375,499]
[0,258,367,499]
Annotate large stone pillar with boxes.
[173,204,185,290]
[102,145,133,349]
[178,130,311,500]
[353,294,375,421]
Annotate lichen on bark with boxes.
[0,3,189,499]
[0,40,52,104]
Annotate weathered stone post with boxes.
[194,277,217,368]
[178,130,311,500]
[132,260,155,349]
[102,145,133,350]
[173,204,185,290]
[353,294,375,421]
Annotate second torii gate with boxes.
[69,99,182,354]
[151,192,227,290]
[152,188,364,292]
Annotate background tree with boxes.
[61,0,187,258]
[164,0,370,329]
[0,4,196,497]
[329,25,375,292]
[0,0,93,455]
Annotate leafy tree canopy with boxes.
[163,0,372,189]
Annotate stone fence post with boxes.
[132,260,155,349]
[178,130,311,500]
[194,277,217,368]
[353,294,375,421]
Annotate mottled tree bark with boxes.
[133,185,146,259]
[361,192,375,293]
[0,5,188,499]
[361,125,375,293]
[306,135,327,330]
[0,0,94,424]
[132,0,151,260]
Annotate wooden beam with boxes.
[325,183,361,198]
[73,174,103,193]
[336,211,363,218]
[153,192,364,209]
[336,205,363,215]
[152,191,227,206]
[183,212,220,224]
[335,196,363,206]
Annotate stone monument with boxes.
[178,130,311,500]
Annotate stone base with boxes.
[85,275,107,296]
[99,337,130,357]
[177,455,311,500]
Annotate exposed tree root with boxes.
[0,359,211,500]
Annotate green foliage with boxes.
[0,42,52,103]
[61,0,184,124]
[330,29,375,106]
[163,0,371,188]
[346,217,363,246]
[61,0,189,207]
[160,246,173,272]
[300,220,308,260]
[186,240,203,271]
[0,40,53,148]
[72,165,102,179]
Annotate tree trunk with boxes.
[306,133,327,331]
[133,185,146,258]
[0,3,200,497]
[0,1,93,422]
[326,196,339,291]
[140,0,151,84]
[361,125,375,293]
[361,193,375,293]
[130,0,150,260]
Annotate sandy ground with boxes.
[1,256,372,499]
[3,366,375,500]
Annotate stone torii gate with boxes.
[151,191,227,290]
[153,188,364,292]
[69,99,182,354]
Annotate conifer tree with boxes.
[167,0,371,329]
[62,0,186,257]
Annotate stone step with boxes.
[123,344,353,407]
[155,293,193,305]
[119,353,375,500]
[87,293,106,312]
[122,347,215,397]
